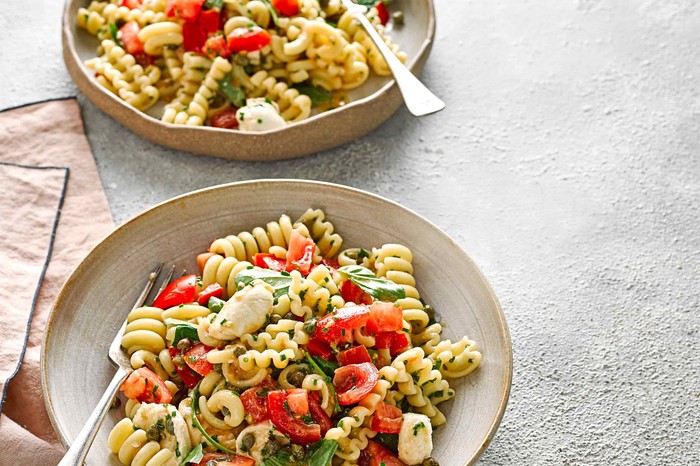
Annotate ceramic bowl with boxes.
[62,0,437,161]
[42,179,512,465]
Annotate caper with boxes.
[110,397,121,410]
[392,11,405,26]
[291,443,305,459]
[177,338,192,352]
[241,433,255,452]
[422,458,440,466]
[270,314,282,324]
[283,312,295,320]
[288,366,308,387]
[232,344,247,357]
[146,424,162,442]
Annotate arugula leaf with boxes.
[218,72,246,107]
[260,0,281,27]
[179,443,204,466]
[190,383,237,454]
[164,318,200,345]
[294,85,332,106]
[310,355,338,379]
[109,23,123,49]
[338,265,406,302]
[203,0,224,9]
[234,267,293,299]
[305,354,341,414]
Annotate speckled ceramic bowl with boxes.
[62,0,437,161]
[42,180,511,465]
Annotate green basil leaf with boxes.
[164,318,200,345]
[355,0,377,6]
[306,439,339,466]
[109,23,123,49]
[218,72,246,107]
[294,85,332,106]
[178,443,203,466]
[203,0,224,9]
[337,265,406,301]
[305,354,341,414]
[262,453,292,466]
[234,267,293,299]
[375,433,399,452]
[207,296,226,313]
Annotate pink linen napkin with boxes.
[0,98,114,465]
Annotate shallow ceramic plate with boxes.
[62,0,436,161]
[42,180,511,465]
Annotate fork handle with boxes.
[350,9,445,116]
[58,367,129,466]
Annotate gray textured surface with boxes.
[2,0,699,464]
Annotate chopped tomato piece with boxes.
[271,0,299,16]
[337,345,372,366]
[321,258,340,270]
[315,304,370,344]
[308,396,332,436]
[184,343,214,376]
[211,108,240,129]
[285,230,315,274]
[197,282,224,305]
[120,367,172,404]
[267,390,321,444]
[366,301,403,334]
[166,0,204,20]
[254,253,287,272]
[370,401,402,434]
[182,20,207,52]
[227,26,272,53]
[390,332,411,356]
[306,338,334,360]
[374,332,394,349]
[152,274,197,309]
[240,377,278,423]
[374,1,390,26]
[340,279,372,305]
[194,453,255,466]
[202,34,230,59]
[197,7,221,33]
[118,22,144,56]
[286,389,310,416]
[120,0,142,9]
[333,362,379,405]
[359,440,407,466]
[168,347,202,389]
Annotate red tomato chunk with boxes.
[183,343,214,376]
[370,401,403,434]
[152,274,197,309]
[120,367,172,404]
[337,345,372,366]
[359,440,407,466]
[333,362,379,405]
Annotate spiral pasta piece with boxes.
[199,253,252,299]
[162,52,212,124]
[198,390,245,430]
[161,303,210,321]
[168,56,232,126]
[100,3,168,27]
[295,208,344,258]
[121,306,166,355]
[335,427,377,464]
[429,336,482,378]
[85,40,161,110]
[107,418,177,466]
[137,22,183,56]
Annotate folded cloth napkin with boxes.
[0,98,114,465]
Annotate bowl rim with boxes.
[41,179,512,465]
[62,0,438,160]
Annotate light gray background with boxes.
[2,0,699,464]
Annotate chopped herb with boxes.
[218,72,246,107]
[413,421,426,436]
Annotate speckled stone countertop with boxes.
[2,0,699,464]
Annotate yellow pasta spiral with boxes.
[121,306,166,356]
[107,418,177,466]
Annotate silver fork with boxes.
[58,263,176,466]
[340,0,445,116]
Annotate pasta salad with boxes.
[110,209,481,466]
[76,0,407,131]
